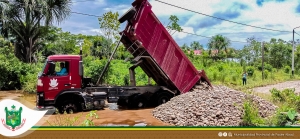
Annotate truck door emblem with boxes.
[49,79,58,87]
[49,79,58,90]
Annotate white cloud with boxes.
[94,0,106,6]
[104,4,131,15]
[89,29,102,35]
[64,0,300,49]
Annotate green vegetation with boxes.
[1,1,300,127]
[240,100,264,126]
[244,88,300,127]
[47,110,99,126]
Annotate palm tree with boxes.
[1,0,72,63]
[190,41,203,50]
[208,34,230,53]
[0,0,9,34]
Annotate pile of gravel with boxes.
[152,82,278,126]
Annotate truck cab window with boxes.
[55,62,69,76]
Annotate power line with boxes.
[178,30,248,43]
[67,11,249,43]
[65,9,248,43]
[153,0,291,33]
[71,11,101,17]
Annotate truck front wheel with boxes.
[59,101,78,114]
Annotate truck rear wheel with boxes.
[127,94,146,109]
[134,97,146,108]
[117,99,127,107]
[157,93,171,106]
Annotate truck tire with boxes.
[118,8,136,23]
[117,99,127,107]
[127,94,138,108]
[134,96,146,108]
[60,101,78,114]
[156,93,171,106]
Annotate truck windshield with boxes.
[38,59,48,77]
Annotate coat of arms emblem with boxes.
[49,78,58,87]
[1,105,26,131]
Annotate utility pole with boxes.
[292,26,300,76]
[292,29,295,76]
[262,42,264,80]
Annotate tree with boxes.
[239,37,262,66]
[207,34,231,60]
[166,15,183,35]
[0,0,72,63]
[97,11,121,85]
[98,11,121,59]
[208,35,230,52]
[268,38,291,69]
[39,27,78,57]
[190,41,203,50]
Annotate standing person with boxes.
[242,71,247,85]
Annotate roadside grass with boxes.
[46,110,99,126]
[240,88,300,126]
[213,69,300,92]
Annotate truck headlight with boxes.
[39,93,43,97]
[37,79,43,86]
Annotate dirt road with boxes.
[252,80,300,94]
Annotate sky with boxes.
[57,0,300,50]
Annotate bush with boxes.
[85,59,107,84]
[217,64,224,72]
[270,88,300,110]
[247,66,255,76]
[0,46,35,90]
[240,99,264,126]
[284,66,291,74]
[258,64,273,72]
[263,70,269,79]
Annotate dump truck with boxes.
[35,0,212,114]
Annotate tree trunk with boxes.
[29,37,33,63]
[25,47,30,63]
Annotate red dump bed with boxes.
[119,0,211,94]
